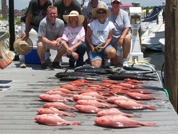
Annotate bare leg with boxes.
[111,55,121,66]
[105,48,116,59]
[37,42,46,64]
[53,45,66,62]
[71,52,79,61]
[122,35,131,59]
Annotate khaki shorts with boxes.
[37,41,62,50]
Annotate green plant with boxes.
[15,18,21,25]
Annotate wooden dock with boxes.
[0,61,178,134]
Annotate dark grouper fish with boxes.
[108,74,157,81]
[74,65,109,74]
[60,75,100,81]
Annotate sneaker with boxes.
[122,59,128,67]
[52,61,61,68]
[41,63,49,69]
[69,61,75,68]
[20,61,26,68]
[45,58,52,67]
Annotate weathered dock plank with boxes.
[0,61,178,134]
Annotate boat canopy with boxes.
[142,6,164,22]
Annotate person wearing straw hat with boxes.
[82,0,108,65]
[86,5,116,68]
[61,10,87,67]
[37,5,65,69]
[19,0,52,68]
[108,0,131,67]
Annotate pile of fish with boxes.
[35,78,159,128]
[55,65,157,81]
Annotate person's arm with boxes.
[56,37,62,44]
[70,40,83,50]
[62,41,71,54]
[21,14,32,40]
[83,18,88,33]
[86,26,95,53]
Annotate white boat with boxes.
[141,6,165,51]
[159,38,165,53]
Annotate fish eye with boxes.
[101,119,104,122]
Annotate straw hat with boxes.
[63,10,84,26]
[13,38,33,55]
[92,5,111,19]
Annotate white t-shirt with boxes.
[88,19,115,46]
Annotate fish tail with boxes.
[148,106,157,110]
[131,115,141,118]
[143,123,157,127]
[71,122,80,125]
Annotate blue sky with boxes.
[2,0,165,10]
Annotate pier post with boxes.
[9,0,15,51]
[164,0,178,113]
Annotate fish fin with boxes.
[148,106,157,110]
[91,110,96,113]
[131,115,141,118]
[55,113,64,117]
[56,122,67,126]
[71,122,80,125]
[68,114,76,117]
[142,123,157,127]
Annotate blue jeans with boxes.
[67,43,87,67]
[20,22,38,36]
[89,44,113,62]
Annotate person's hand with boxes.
[97,46,105,53]
[66,48,73,55]
[117,37,124,46]
[51,41,60,48]
[21,32,29,40]
[91,46,96,53]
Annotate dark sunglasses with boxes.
[112,1,120,4]
[97,11,106,14]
